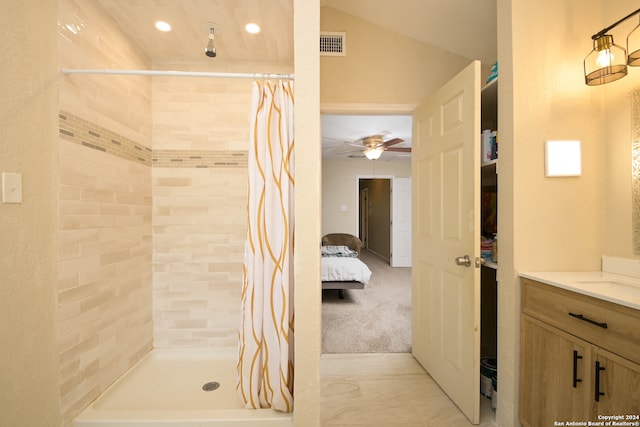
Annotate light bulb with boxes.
[596,49,613,67]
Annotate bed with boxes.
[321,233,372,299]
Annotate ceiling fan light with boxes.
[364,148,383,160]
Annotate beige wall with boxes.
[500,0,607,422]
[496,0,640,425]
[0,1,61,426]
[495,2,516,422]
[320,7,480,107]
[293,0,322,425]
[322,158,410,236]
[57,0,154,424]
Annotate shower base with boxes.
[73,348,293,427]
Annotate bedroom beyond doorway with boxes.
[321,249,411,353]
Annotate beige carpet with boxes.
[321,250,412,353]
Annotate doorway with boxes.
[358,178,391,262]
[320,112,413,266]
[320,113,413,355]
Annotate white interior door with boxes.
[411,61,481,424]
[391,177,412,267]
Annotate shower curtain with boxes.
[237,80,295,412]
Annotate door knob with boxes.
[455,255,471,267]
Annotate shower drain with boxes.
[202,381,220,392]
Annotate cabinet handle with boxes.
[572,350,583,388]
[568,312,608,329]
[594,361,606,402]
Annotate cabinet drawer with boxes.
[521,278,640,365]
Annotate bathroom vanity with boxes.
[519,262,640,426]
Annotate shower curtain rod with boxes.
[61,68,295,80]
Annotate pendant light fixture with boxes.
[584,8,640,86]
[628,16,640,66]
[584,34,627,85]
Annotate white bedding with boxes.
[321,256,372,285]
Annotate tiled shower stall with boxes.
[56,0,279,424]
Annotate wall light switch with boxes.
[2,172,23,203]
[340,204,348,212]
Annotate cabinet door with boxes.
[591,347,640,415]
[520,315,591,426]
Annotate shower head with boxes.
[205,26,216,58]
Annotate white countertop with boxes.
[519,270,640,311]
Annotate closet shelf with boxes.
[483,261,498,270]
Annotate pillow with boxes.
[321,245,358,257]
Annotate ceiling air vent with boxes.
[320,32,346,56]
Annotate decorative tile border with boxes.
[152,150,247,168]
[59,112,152,165]
[59,112,248,169]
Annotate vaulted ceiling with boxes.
[93,0,496,68]
[92,0,496,160]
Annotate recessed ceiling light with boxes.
[245,23,261,34]
[155,21,171,32]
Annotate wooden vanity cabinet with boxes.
[520,278,640,426]
[520,315,591,426]
[590,347,640,414]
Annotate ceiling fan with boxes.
[332,134,411,160]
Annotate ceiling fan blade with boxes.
[346,141,367,148]
[385,147,411,153]
[322,136,349,142]
[333,147,365,156]
[382,138,405,147]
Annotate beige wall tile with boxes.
[152,167,247,349]
[59,0,152,147]
[57,1,154,420]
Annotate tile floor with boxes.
[320,353,499,427]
